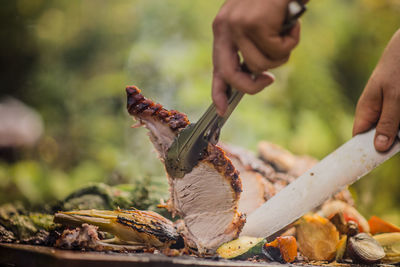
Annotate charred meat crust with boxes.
[127,86,189,131]
[204,144,242,196]
[224,213,246,235]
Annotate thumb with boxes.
[374,88,400,152]
[352,80,382,137]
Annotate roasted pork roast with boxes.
[126,86,245,253]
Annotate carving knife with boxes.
[240,128,400,238]
[165,0,306,178]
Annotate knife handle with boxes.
[281,0,307,35]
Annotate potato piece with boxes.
[296,214,339,261]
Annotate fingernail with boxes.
[262,71,275,80]
[376,135,389,147]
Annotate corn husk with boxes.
[373,232,400,263]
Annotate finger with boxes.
[352,79,382,136]
[212,21,239,115]
[212,74,228,116]
[225,70,275,95]
[249,21,301,60]
[287,21,301,46]
[235,35,290,73]
[213,28,275,96]
[374,87,400,152]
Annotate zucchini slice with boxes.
[217,236,265,260]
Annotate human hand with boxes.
[353,29,400,152]
[212,0,302,115]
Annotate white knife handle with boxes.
[241,128,400,238]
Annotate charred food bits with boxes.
[54,209,182,249]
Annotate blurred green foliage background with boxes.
[0,1,399,223]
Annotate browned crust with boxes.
[204,144,242,197]
[224,212,246,235]
[126,86,189,131]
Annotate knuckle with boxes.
[227,12,243,28]
[246,62,267,73]
[383,84,400,100]
[212,14,227,33]
[219,67,234,81]
[377,119,396,134]
[212,66,222,76]
[240,16,259,30]
[228,11,256,30]
[272,49,291,61]
[368,74,381,88]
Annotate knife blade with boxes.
[240,128,400,238]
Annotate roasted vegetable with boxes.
[369,216,400,235]
[347,233,385,264]
[335,235,347,261]
[318,200,370,233]
[296,214,340,261]
[216,236,265,260]
[263,236,297,263]
[373,232,400,264]
[329,213,347,235]
[54,209,182,249]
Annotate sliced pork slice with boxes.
[219,143,275,179]
[126,86,245,254]
[221,143,296,193]
[258,141,318,177]
[236,170,268,215]
[220,144,272,216]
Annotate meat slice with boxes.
[236,170,268,215]
[258,141,318,177]
[219,143,275,179]
[220,143,273,216]
[126,86,245,254]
